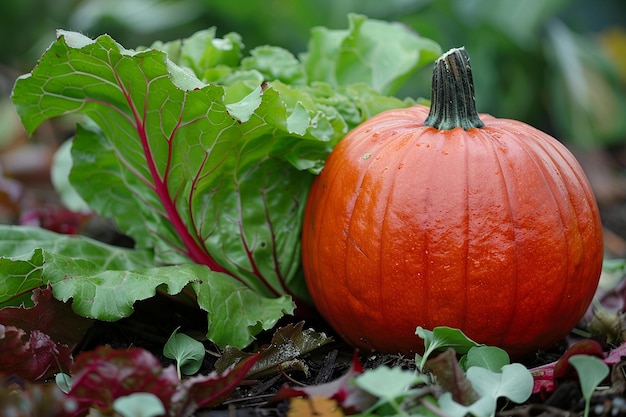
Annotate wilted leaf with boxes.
[426,348,479,406]
[215,321,332,378]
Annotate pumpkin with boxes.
[301,47,603,357]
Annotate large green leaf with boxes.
[0,226,291,347]
[192,275,294,348]
[12,30,317,299]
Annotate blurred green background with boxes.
[2,0,625,148]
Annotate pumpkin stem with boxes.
[424,47,484,130]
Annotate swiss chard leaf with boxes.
[0,226,292,347]
[13,30,316,300]
[10,16,440,348]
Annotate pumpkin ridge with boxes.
[353,130,427,346]
[378,136,407,333]
[518,133,578,326]
[479,127,522,344]
[459,132,472,332]
[517,125,601,320]
[483,123,586,349]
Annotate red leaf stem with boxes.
[113,70,231,275]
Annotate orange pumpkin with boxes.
[301,47,603,357]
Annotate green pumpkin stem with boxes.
[424,47,484,130]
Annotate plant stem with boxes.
[424,47,484,131]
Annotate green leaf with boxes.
[0,225,153,269]
[242,46,306,85]
[0,225,153,308]
[437,393,495,417]
[42,256,197,321]
[355,366,424,399]
[467,363,534,404]
[0,226,291,348]
[148,27,244,80]
[55,373,72,394]
[0,248,44,308]
[163,328,206,378]
[225,84,263,123]
[416,326,481,371]
[50,139,90,213]
[463,346,511,372]
[569,355,609,417]
[192,275,294,348]
[302,13,441,95]
[438,363,533,417]
[113,393,166,417]
[355,366,427,415]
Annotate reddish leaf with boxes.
[426,348,479,405]
[274,352,376,414]
[530,339,606,394]
[170,353,260,417]
[553,339,605,379]
[0,286,93,348]
[67,346,179,416]
[20,206,92,235]
[0,324,73,382]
